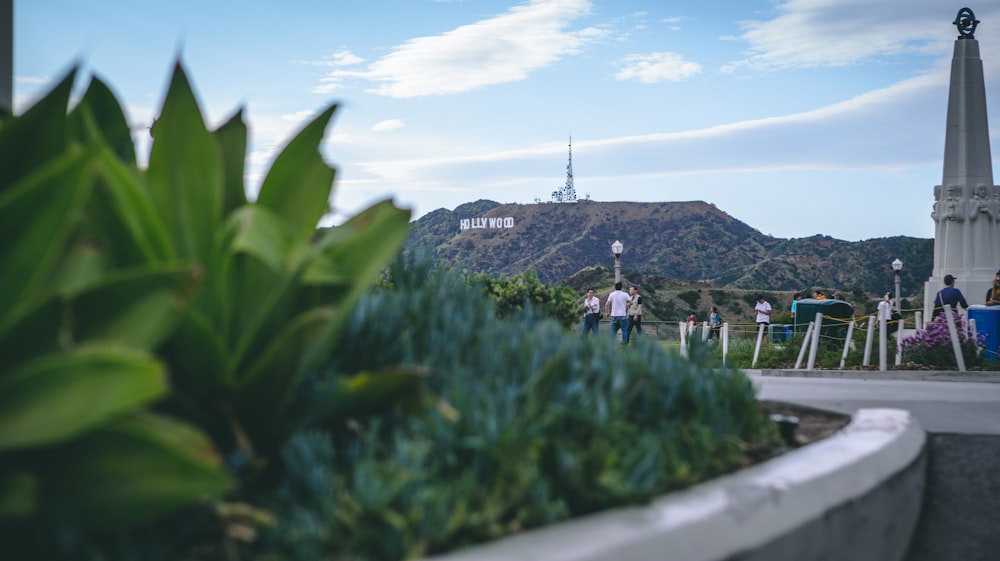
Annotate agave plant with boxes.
[0,60,413,544]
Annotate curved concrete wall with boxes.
[426,409,926,561]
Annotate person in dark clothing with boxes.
[986,270,1000,306]
[933,274,969,313]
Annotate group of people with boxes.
[582,282,643,343]
[581,269,1000,344]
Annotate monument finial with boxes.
[954,7,980,39]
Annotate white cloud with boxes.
[372,119,406,132]
[729,0,959,71]
[15,75,51,85]
[280,110,314,123]
[316,0,606,98]
[324,50,365,66]
[615,52,702,83]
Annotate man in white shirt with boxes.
[754,295,772,343]
[605,282,631,343]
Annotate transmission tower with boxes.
[551,136,576,203]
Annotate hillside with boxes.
[405,199,933,300]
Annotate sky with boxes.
[16,0,1000,242]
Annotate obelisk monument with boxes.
[925,7,1000,316]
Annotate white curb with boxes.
[426,408,926,561]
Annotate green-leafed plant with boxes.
[261,256,780,560]
[468,270,580,328]
[0,61,412,556]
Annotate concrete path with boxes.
[746,369,1000,561]
[747,370,1000,434]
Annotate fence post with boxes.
[701,321,709,342]
[752,323,766,368]
[840,319,856,368]
[721,322,729,366]
[678,321,687,358]
[915,311,923,333]
[806,312,823,370]
[879,311,888,371]
[895,313,903,366]
[942,304,967,372]
[795,321,814,369]
[863,315,876,366]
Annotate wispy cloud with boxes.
[615,52,702,83]
[727,0,955,71]
[15,76,50,85]
[314,0,606,97]
[280,110,315,123]
[372,119,406,132]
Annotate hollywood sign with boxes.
[459,217,515,230]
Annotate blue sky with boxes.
[16,1,1000,241]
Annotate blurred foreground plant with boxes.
[0,61,412,556]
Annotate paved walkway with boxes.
[747,370,1000,434]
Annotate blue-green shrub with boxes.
[265,256,778,560]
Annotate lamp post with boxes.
[892,258,903,317]
[892,258,903,365]
[612,240,623,284]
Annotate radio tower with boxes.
[551,136,577,203]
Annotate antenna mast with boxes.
[551,135,577,203]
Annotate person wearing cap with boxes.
[933,274,968,314]
[986,270,1000,306]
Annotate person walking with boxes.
[877,292,893,324]
[754,295,772,343]
[582,288,601,335]
[605,282,631,344]
[708,305,722,340]
[625,286,643,344]
[933,274,968,315]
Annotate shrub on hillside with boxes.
[468,270,580,329]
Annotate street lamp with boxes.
[892,258,903,314]
[892,258,903,365]
[612,240,623,284]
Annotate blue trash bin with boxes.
[968,306,1000,361]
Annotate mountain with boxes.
[404,199,933,298]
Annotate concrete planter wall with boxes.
[426,409,926,561]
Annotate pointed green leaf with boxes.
[0,266,198,370]
[0,346,168,451]
[69,266,200,349]
[255,105,337,243]
[235,307,334,435]
[69,76,137,166]
[90,146,175,265]
[146,62,223,263]
[0,69,75,194]
[0,148,94,321]
[40,412,230,529]
[214,109,248,216]
[227,205,295,273]
[300,199,411,370]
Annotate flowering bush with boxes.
[900,312,984,368]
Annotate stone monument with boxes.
[925,7,1000,316]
